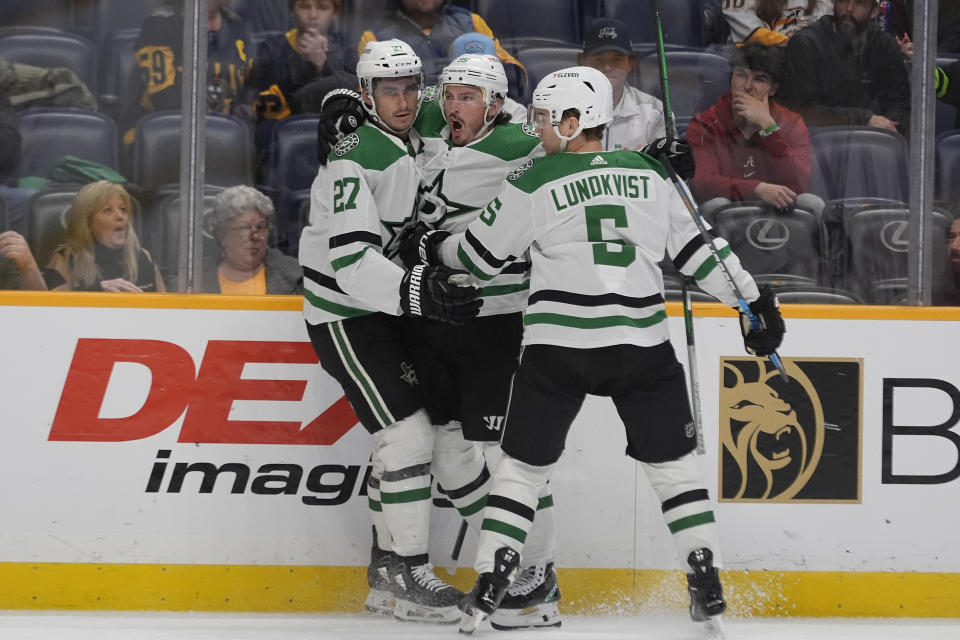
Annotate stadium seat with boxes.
[267,115,321,194]
[0,29,97,93]
[142,190,222,286]
[0,1,70,30]
[17,108,119,179]
[475,0,581,51]
[98,28,142,121]
[709,203,823,286]
[72,0,163,50]
[634,50,729,128]
[772,285,862,305]
[515,47,581,103]
[279,189,313,257]
[131,112,255,191]
[843,206,952,303]
[935,130,960,209]
[0,197,8,233]
[591,0,704,48]
[809,126,909,204]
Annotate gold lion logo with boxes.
[720,359,825,500]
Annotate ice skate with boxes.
[364,543,395,616]
[490,562,561,630]
[458,547,520,635]
[686,548,726,639]
[390,554,463,623]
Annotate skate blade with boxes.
[394,600,460,624]
[703,615,725,640]
[458,608,489,635]
[490,602,561,630]
[363,589,394,616]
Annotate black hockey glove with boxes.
[400,264,482,324]
[642,137,696,181]
[316,89,366,165]
[739,285,785,356]
[398,222,450,269]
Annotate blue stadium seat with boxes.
[772,285,863,305]
[475,0,581,50]
[592,0,704,48]
[97,28,142,122]
[17,108,119,179]
[266,115,321,194]
[132,112,255,191]
[709,203,823,286]
[843,206,953,304]
[935,130,960,207]
[634,50,729,127]
[143,190,222,285]
[0,29,97,93]
[71,0,164,50]
[809,127,909,204]
[0,1,70,30]
[515,47,581,102]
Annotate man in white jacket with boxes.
[577,17,665,151]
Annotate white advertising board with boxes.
[1,300,958,576]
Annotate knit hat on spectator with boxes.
[582,18,634,56]
[450,32,497,58]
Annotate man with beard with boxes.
[777,0,910,134]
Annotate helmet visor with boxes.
[371,75,423,98]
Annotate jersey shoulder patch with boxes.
[423,85,439,103]
[333,132,360,157]
[507,159,534,182]
[329,125,407,171]
[521,122,538,137]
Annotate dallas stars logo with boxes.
[399,362,418,386]
[418,169,479,226]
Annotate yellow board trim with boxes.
[2,563,958,617]
[3,292,960,321]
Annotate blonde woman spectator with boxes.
[202,186,302,294]
[44,181,165,292]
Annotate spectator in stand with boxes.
[776,0,910,134]
[0,87,38,236]
[245,0,357,122]
[448,33,527,121]
[128,0,253,142]
[0,231,46,290]
[43,181,166,292]
[687,43,822,219]
[946,216,960,305]
[355,0,524,90]
[577,18,665,151]
[723,0,833,46]
[202,186,302,295]
[886,0,960,58]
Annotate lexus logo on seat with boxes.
[746,218,789,250]
[880,220,909,252]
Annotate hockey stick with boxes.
[447,519,468,576]
[650,2,788,384]
[648,5,705,453]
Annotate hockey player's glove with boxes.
[316,89,366,165]
[398,222,450,269]
[739,285,785,356]
[642,137,696,181]
[400,264,482,324]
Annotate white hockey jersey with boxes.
[299,123,419,325]
[723,0,833,45]
[414,99,544,316]
[447,150,759,349]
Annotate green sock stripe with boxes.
[380,487,432,504]
[368,498,382,512]
[481,518,528,544]
[537,495,554,510]
[668,511,716,534]
[458,496,487,517]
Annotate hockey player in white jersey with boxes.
[410,66,785,636]
[298,39,481,624]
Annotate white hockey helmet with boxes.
[356,39,424,132]
[439,53,509,140]
[531,66,614,148]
